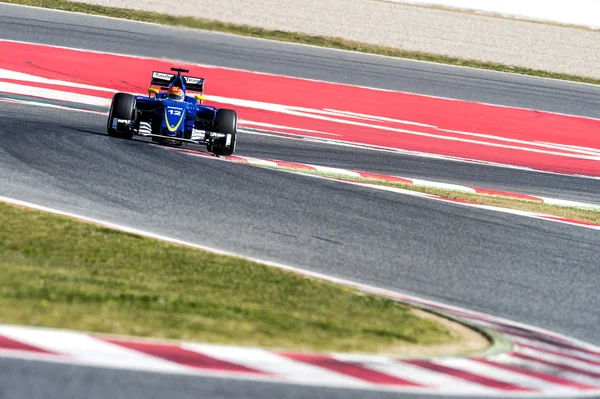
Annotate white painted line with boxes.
[536,141,600,157]
[239,120,339,135]
[518,346,600,373]
[513,337,600,363]
[538,197,600,210]
[2,324,598,397]
[0,82,111,107]
[503,356,600,386]
[0,68,116,93]
[0,325,187,373]
[0,326,333,389]
[322,109,435,127]
[436,358,573,393]
[367,359,495,394]
[309,165,362,177]
[0,97,102,114]
[242,157,280,167]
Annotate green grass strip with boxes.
[3,0,600,85]
[0,202,483,354]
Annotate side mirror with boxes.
[148,88,159,98]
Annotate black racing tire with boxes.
[211,109,237,156]
[107,93,136,139]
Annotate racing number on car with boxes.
[168,109,182,116]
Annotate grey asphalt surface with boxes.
[2,4,600,203]
[0,357,497,399]
[68,0,600,79]
[244,133,600,203]
[1,5,600,399]
[3,3,600,117]
[2,100,600,399]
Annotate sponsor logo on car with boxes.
[152,72,172,80]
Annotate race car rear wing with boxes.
[150,71,205,92]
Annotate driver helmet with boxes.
[166,86,184,101]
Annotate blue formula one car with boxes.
[106,67,237,156]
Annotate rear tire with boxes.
[107,93,136,139]
[211,109,237,156]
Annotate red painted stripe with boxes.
[473,358,598,390]
[0,335,55,354]
[100,338,267,374]
[405,360,533,391]
[4,41,600,176]
[224,155,250,163]
[517,342,600,367]
[473,188,543,201]
[356,171,412,184]
[513,352,600,379]
[272,160,317,171]
[539,216,600,227]
[282,353,425,387]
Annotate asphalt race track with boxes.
[2,4,600,203]
[1,4,600,399]
[3,4,600,119]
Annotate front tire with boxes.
[107,93,136,139]
[211,109,237,156]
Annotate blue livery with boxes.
[106,67,238,156]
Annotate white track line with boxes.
[0,325,188,373]
[183,344,368,387]
[366,359,495,394]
